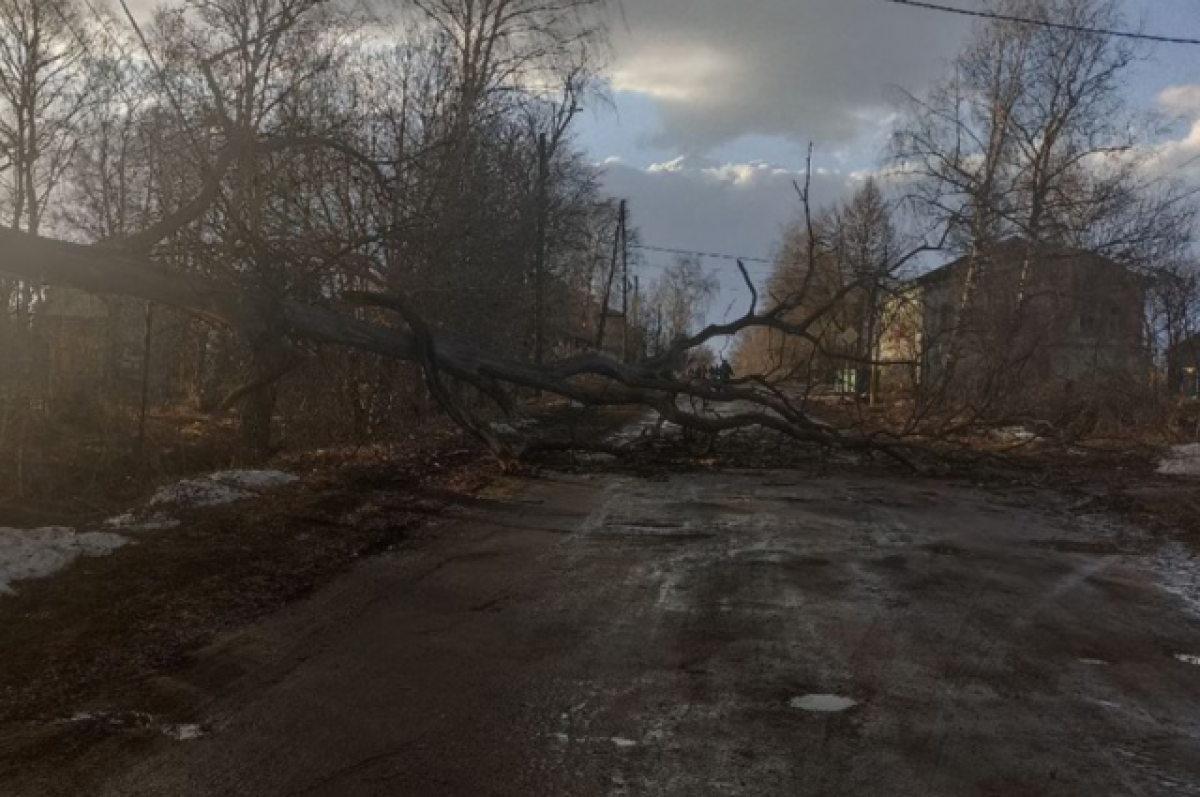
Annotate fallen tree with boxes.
[0,209,935,468]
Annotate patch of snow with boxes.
[149,479,253,509]
[147,470,298,509]
[1175,654,1200,667]
[59,712,100,724]
[57,710,153,728]
[1158,444,1200,476]
[0,527,127,596]
[994,426,1037,443]
[546,733,640,749]
[208,470,299,490]
[54,711,204,740]
[163,723,204,741]
[103,513,181,532]
[1153,542,1200,619]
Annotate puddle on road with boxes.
[1175,654,1200,666]
[788,695,858,713]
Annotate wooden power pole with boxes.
[533,133,549,365]
[595,200,625,352]
[619,201,629,363]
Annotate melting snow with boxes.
[148,470,298,509]
[1158,444,1200,477]
[210,470,300,490]
[55,712,204,740]
[149,479,253,508]
[995,427,1038,443]
[163,723,205,741]
[1154,543,1200,619]
[104,513,181,532]
[0,527,128,595]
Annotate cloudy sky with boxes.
[576,0,1200,321]
[120,0,1200,324]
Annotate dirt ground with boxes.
[0,405,635,744]
[3,456,1200,796]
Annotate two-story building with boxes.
[876,239,1148,408]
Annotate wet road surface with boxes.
[13,469,1200,796]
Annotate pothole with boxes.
[788,695,858,713]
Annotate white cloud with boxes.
[1159,85,1200,117]
[608,0,971,154]
[611,43,739,104]
[647,156,688,174]
[646,157,800,188]
[1140,85,1200,177]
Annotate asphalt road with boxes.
[14,469,1200,796]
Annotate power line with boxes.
[631,243,775,266]
[884,0,1200,46]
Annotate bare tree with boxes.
[890,0,1196,421]
[639,255,719,358]
[0,0,95,237]
[893,0,1192,274]
[735,179,900,399]
[0,0,966,472]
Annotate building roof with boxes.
[1169,332,1200,357]
[912,238,1131,287]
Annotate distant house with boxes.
[35,288,147,402]
[36,288,113,399]
[876,239,1147,407]
[1168,333,1200,398]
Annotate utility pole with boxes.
[595,200,625,352]
[533,132,549,365]
[619,201,629,363]
[631,275,641,362]
[137,302,154,451]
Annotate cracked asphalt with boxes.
[12,468,1200,796]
